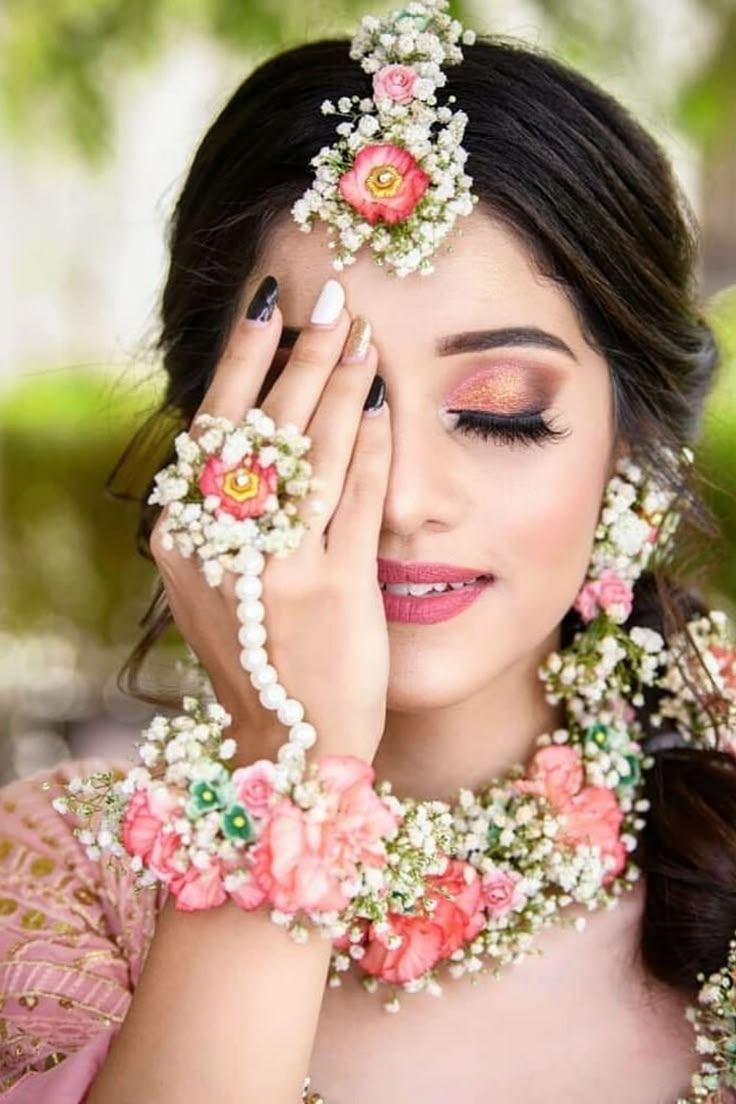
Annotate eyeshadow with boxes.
[444,366,558,414]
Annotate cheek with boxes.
[473,444,609,599]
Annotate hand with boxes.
[149,276,391,765]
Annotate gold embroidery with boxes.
[18,996,38,1010]
[43,1051,66,1070]
[73,887,98,906]
[58,998,73,1009]
[2,801,17,813]
[21,816,38,830]
[0,839,13,859]
[30,856,55,877]
[52,920,76,935]
[0,897,18,916]
[20,909,46,931]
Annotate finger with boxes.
[190,276,284,434]
[298,330,379,544]
[325,388,391,567]
[261,279,356,431]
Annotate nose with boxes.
[381,399,469,542]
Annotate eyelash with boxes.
[449,410,569,448]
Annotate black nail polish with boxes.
[245,276,279,323]
[363,374,386,412]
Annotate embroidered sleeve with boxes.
[0,758,165,1101]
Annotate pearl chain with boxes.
[234,546,317,790]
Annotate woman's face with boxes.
[252,211,615,712]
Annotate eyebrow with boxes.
[279,325,577,362]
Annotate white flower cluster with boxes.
[653,610,736,750]
[541,615,667,733]
[589,455,681,586]
[678,936,736,1102]
[292,0,477,277]
[149,410,315,586]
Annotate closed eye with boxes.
[449,410,570,448]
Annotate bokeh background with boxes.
[1,0,735,782]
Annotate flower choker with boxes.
[292,0,478,277]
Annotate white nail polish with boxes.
[310,279,345,326]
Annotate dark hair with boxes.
[114,37,736,1001]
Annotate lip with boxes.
[377,559,489,584]
[377,560,494,625]
[380,580,492,625]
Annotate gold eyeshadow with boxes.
[443,366,559,414]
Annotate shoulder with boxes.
[0,758,165,1098]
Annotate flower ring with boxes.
[148,409,317,587]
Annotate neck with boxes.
[372,630,563,803]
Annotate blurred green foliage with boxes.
[0,367,163,652]
[1,0,735,162]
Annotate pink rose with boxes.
[198,454,278,521]
[372,64,417,105]
[121,786,180,863]
[361,913,444,984]
[251,755,400,914]
[557,785,626,885]
[339,144,430,226]
[232,759,276,818]
[574,580,601,623]
[169,863,228,912]
[514,745,584,807]
[424,859,485,957]
[596,570,633,621]
[481,867,527,919]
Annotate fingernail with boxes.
[342,317,372,364]
[245,276,279,325]
[310,279,345,326]
[363,374,386,413]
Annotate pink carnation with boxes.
[372,64,417,105]
[121,786,180,864]
[481,867,527,918]
[514,745,584,807]
[251,755,400,914]
[339,144,429,226]
[360,860,484,984]
[360,913,444,984]
[198,454,278,521]
[148,828,186,881]
[169,863,228,912]
[515,746,626,886]
[227,868,269,912]
[425,859,485,958]
[557,786,626,884]
[232,759,276,819]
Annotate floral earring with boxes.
[539,456,683,731]
[573,455,682,627]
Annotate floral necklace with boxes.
[57,414,736,1102]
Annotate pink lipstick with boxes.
[377,559,494,625]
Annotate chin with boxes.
[384,640,499,713]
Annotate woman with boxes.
[2,3,736,1101]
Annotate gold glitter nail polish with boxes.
[342,317,372,363]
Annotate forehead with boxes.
[250,209,587,356]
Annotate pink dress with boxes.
[1,759,734,1103]
[0,758,165,1103]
